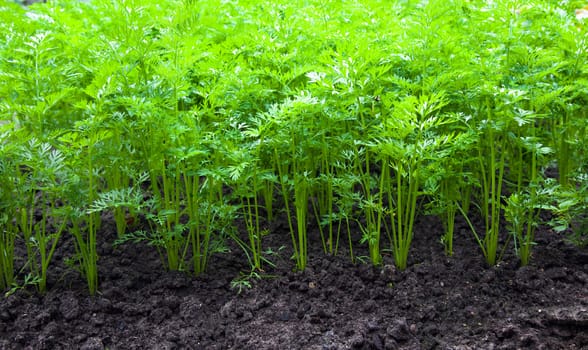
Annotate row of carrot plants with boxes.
[0,0,587,295]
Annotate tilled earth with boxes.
[0,212,587,350]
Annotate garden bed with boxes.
[1,212,586,349]
[1,1,588,348]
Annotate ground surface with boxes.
[0,211,587,350]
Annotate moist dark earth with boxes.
[0,210,587,350]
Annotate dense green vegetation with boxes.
[1,0,587,295]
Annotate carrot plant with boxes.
[466,96,548,266]
[186,163,232,276]
[431,173,460,257]
[90,185,144,238]
[543,14,588,188]
[550,175,588,247]
[310,126,351,256]
[0,198,16,293]
[256,92,327,271]
[311,45,392,265]
[504,183,548,266]
[353,132,385,266]
[0,131,16,292]
[469,98,509,266]
[504,111,553,265]
[138,139,229,274]
[331,170,361,262]
[353,103,385,267]
[59,125,109,295]
[426,131,477,257]
[11,138,69,294]
[379,93,458,270]
[0,25,86,137]
[457,2,522,266]
[229,142,268,271]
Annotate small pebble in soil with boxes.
[545,267,568,280]
[59,292,80,321]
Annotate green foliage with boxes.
[550,174,588,247]
[0,132,17,291]
[504,180,555,266]
[0,0,587,295]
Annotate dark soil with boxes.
[1,212,587,350]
